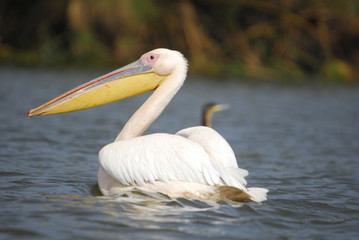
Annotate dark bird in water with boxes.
[201,102,230,127]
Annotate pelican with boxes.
[201,102,230,127]
[28,48,268,202]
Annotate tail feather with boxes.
[247,187,268,203]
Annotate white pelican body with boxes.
[28,48,268,202]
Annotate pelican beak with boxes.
[28,60,167,117]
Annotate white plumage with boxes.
[98,126,267,202]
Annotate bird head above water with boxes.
[202,102,230,128]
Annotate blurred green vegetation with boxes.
[0,0,358,82]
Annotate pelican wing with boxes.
[99,133,248,191]
[176,126,248,190]
[176,126,239,168]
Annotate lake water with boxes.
[0,67,358,239]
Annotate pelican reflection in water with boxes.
[28,48,268,202]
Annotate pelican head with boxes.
[28,48,187,117]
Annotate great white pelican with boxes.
[28,48,268,202]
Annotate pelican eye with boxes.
[144,53,159,65]
[140,52,160,67]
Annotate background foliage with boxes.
[0,0,358,82]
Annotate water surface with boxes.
[0,67,358,239]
